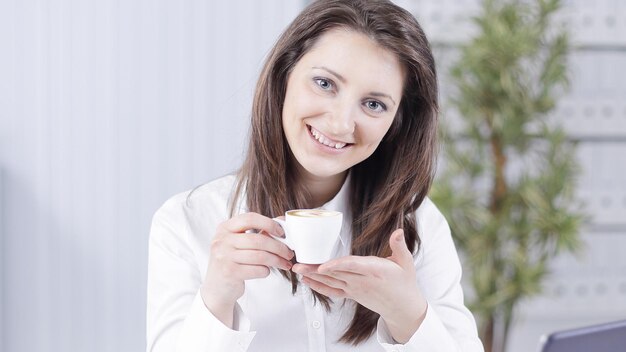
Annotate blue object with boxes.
[540,319,626,352]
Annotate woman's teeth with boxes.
[310,127,347,149]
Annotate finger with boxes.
[223,212,285,237]
[230,264,271,281]
[231,249,293,270]
[301,276,346,298]
[318,256,377,275]
[291,263,321,275]
[232,233,295,261]
[301,272,347,290]
[317,269,365,283]
[388,229,413,267]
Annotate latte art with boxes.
[288,209,340,218]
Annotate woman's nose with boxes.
[327,101,356,136]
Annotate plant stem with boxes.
[489,133,507,213]
[486,116,507,352]
[482,314,495,352]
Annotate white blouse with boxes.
[146,174,484,352]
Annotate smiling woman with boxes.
[146,1,484,351]
[282,28,404,184]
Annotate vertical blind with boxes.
[0,1,304,351]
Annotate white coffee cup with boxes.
[273,209,343,264]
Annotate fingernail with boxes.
[270,231,285,238]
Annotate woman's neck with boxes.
[298,169,348,208]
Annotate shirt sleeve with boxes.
[146,196,256,352]
[375,198,484,352]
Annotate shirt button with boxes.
[312,320,321,329]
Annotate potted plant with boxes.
[429,0,586,351]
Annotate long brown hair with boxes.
[230,0,438,345]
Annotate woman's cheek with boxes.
[297,95,327,120]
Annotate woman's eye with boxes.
[365,100,387,113]
[314,78,334,91]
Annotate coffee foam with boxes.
[288,209,339,217]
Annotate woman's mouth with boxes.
[307,125,352,150]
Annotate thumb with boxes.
[389,229,413,267]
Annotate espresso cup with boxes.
[273,209,343,264]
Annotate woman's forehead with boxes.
[296,29,405,94]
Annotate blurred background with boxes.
[0,0,624,351]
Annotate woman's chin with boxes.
[299,163,349,180]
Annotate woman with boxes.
[147,0,484,351]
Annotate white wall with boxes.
[1,0,625,351]
[0,1,305,351]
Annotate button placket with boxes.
[237,340,246,351]
[311,295,326,350]
[302,286,326,351]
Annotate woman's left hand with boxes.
[291,229,428,343]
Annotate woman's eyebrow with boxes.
[369,92,396,106]
[312,66,397,106]
[313,66,347,83]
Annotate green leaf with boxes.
[434,0,586,345]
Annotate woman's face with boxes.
[282,28,404,180]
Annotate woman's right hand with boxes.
[200,212,294,327]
